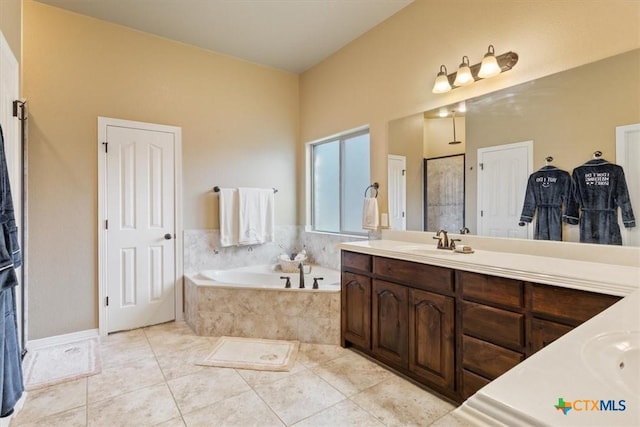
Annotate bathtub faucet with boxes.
[298,262,305,289]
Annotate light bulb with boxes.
[432,65,452,93]
[453,56,474,87]
[478,45,501,79]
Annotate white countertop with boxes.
[456,290,640,426]
[338,239,639,296]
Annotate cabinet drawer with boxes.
[374,257,453,294]
[531,284,620,325]
[530,318,573,354]
[462,302,524,349]
[342,251,371,273]
[462,335,524,380]
[462,369,491,400]
[459,271,524,309]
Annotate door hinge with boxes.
[479,162,484,170]
[402,211,405,218]
[105,296,109,306]
[102,142,108,153]
[105,219,108,230]
[481,210,484,217]
[402,169,406,176]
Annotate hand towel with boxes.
[219,188,239,247]
[238,188,275,245]
[362,197,379,230]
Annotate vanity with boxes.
[338,231,639,422]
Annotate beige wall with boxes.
[300,0,640,222]
[0,0,21,63]
[388,113,423,230]
[23,1,299,339]
[424,117,466,159]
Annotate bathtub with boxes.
[198,264,340,291]
[185,264,341,344]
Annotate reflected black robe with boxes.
[520,165,571,241]
[564,159,636,245]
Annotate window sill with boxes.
[303,227,369,240]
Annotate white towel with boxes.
[238,187,275,245]
[362,197,379,230]
[219,188,239,247]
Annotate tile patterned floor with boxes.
[11,321,466,426]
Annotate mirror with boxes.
[388,48,640,245]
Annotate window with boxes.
[311,129,370,235]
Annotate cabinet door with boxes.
[409,289,455,390]
[341,272,371,349]
[530,318,573,354]
[372,280,408,368]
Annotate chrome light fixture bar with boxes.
[432,46,518,94]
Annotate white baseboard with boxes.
[26,329,99,350]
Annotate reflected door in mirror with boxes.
[477,141,532,238]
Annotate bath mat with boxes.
[198,336,299,371]
[22,339,101,390]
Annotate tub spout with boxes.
[298,262,305,288]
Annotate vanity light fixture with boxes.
[432,65,452,93]
[453,56,474,86]
[431,46,518,94]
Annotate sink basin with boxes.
[409,248,458,256]
[581,330,640,395]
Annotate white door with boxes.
[0,30,22,345]
[616,123,640,247]
[100,118,179,333]
[477,141,533,239]
[388,155,406,230]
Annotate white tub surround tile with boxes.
[184,276,340,344]
[184,226,366,273]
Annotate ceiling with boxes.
[35,0,413,74]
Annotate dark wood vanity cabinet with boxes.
[340,250,622,404]
[341,251,456,398]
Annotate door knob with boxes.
[164,233,172,240]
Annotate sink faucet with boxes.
[298,262,305,288]
[433,230,449,249]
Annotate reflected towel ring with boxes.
[364,182,379,198]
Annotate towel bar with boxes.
[213,186,278,193]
